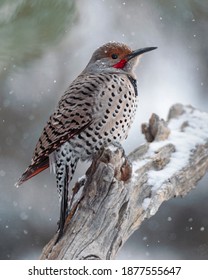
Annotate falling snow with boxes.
[20,212,28,221]
[0,170,6,176]
[13,201,18,207]
[1,0,208,261]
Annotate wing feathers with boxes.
[16,73,101,185]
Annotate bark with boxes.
[40,103,208,260]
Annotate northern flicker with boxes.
[15,42,156,241]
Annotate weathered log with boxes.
[40,103,208,260]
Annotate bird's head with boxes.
[85,42,157,75]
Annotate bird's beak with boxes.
[127,47,157,61]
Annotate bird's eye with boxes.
[111,54,118,59]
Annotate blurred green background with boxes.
[0,0,208,259]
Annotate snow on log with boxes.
[40,103,208,260]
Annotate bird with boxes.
[15,42,157,242]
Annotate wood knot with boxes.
[99,144,132,182]
[116,157,132,182]
[141,113,170,142]
[167,103,185,120]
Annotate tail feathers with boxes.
[15,158,49,187]
[55,165,69,244]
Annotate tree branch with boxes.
[40,103,208,260]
